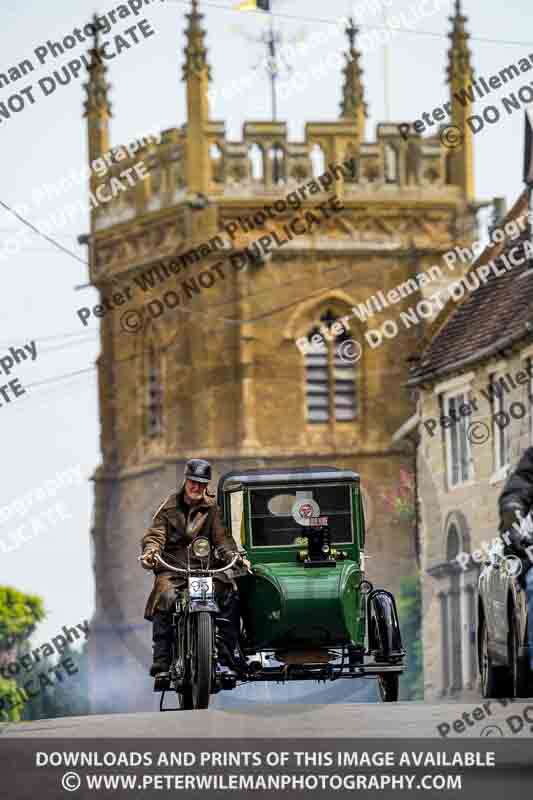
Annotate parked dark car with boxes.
[478,548,531,698]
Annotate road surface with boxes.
[1,698,530,738]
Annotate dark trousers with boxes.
[152,589,240,666]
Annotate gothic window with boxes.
[344,144,358,184]
[209,142,224,183]
[268,143,285,184]
[248,143,264,181]
[310,143,326,178]
[384,143,398,183]
[303,309,357,424]
[146,345,163,438]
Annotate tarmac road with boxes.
[1,698,531,738]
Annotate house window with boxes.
[443,391,472,487]
[490,373,510,471]
[304,309,357,424]
[146,346,162,438]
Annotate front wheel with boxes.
[192,612,213,709]
[479,616,510,698]
[509,610,530,698]
[377,673,399,702]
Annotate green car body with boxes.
[241,560,364,651]
[219,468,372,654]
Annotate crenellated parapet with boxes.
[85,0,477,290]
[90,119,452,242]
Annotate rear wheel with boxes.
[377,673,399,702]
[509,610,531,698]
[480,616,509,698]
[192,612,213,709]
[177,684,194,710]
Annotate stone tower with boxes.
[85,2,478,712]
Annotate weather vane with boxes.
[232,0,302,122]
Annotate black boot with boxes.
[150,611,173,676]
[216,590,242,674]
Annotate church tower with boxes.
[446,0,475,199]
[84,1,479,712]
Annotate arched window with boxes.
[310,143,326,178]
[248,143,264,181]
[268,143,285,184]
[446,523,461,562]
[384,143,398,183]
[146,345,163,438]
[303,309,357,424]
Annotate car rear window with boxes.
[249,484,353,548]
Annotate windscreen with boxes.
[249,484,353,548]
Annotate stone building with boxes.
[403,186,533,701]
[83,0,480,711]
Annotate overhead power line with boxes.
[0,200,88,266]
[18,269,357,393]
[167,0,533,48]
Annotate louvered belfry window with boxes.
[147,346,162,438]
[304,310,357,424]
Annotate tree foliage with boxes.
[0,586,45,649]
[398,574,424,700]
[0,585,88,723]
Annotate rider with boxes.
[498,445,533,670]
[140,458,247,679]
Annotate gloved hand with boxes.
[140,549,158,570]
[500,507,523,535]
[239,555,252,570]
[500,507,529,554]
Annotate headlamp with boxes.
[192,537,210,559]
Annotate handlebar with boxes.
[153,552,241,575]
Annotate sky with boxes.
[0,0,531,648]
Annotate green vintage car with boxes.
[218,466,405,701]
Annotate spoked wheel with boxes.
[173,632,194,710]
[192,612,213,709]
[377,673,399,702]
[508,611,530,698]
[480,616,510,698]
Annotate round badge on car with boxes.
[291,498,320,526]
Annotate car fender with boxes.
[367,589,403,658]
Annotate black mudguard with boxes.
[367,589,403,658]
